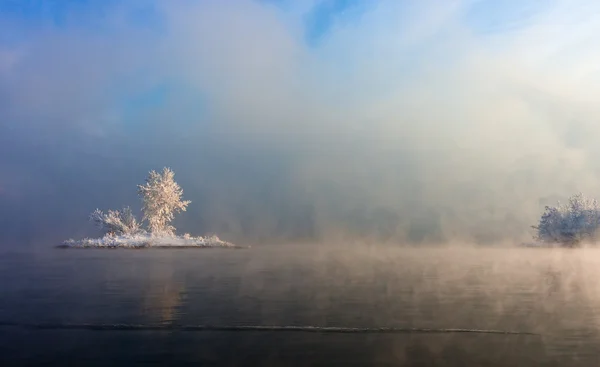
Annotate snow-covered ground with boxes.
[62,233,240,248]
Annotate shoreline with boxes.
[56,244,249,250]
[60,233,245,249]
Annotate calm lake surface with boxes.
[1,245,600,366]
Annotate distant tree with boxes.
[89,206,141,236]
[137,167,191,235]
[533,193,600,246]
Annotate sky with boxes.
[1,0,600,246]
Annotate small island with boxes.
[62,167,240,249]
[529,193,600,248]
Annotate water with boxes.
[1,245,600,366]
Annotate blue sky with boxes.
[304,0,372,45]
[1,0,600,244]
[0,0,556,43]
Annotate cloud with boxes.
[1,0,600,245]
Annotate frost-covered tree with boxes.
[89,206,141,236]
[533,193,600,246]
[137,167,191,235]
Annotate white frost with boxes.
[89,206,141,236]
[137,167,190,236]
[63,233,236,248]
[533,193,600,246]
[63,167,238,249]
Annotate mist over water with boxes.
[2,0,600,245]
[2,245,600,365]
[3,1,600,365]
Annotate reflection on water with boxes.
[1,245,600,366]
[139,258,185,324]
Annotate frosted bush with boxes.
[89,206,142,236]
[137,167,191,235]
[533,193,600,245]
[64,167,238,249]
